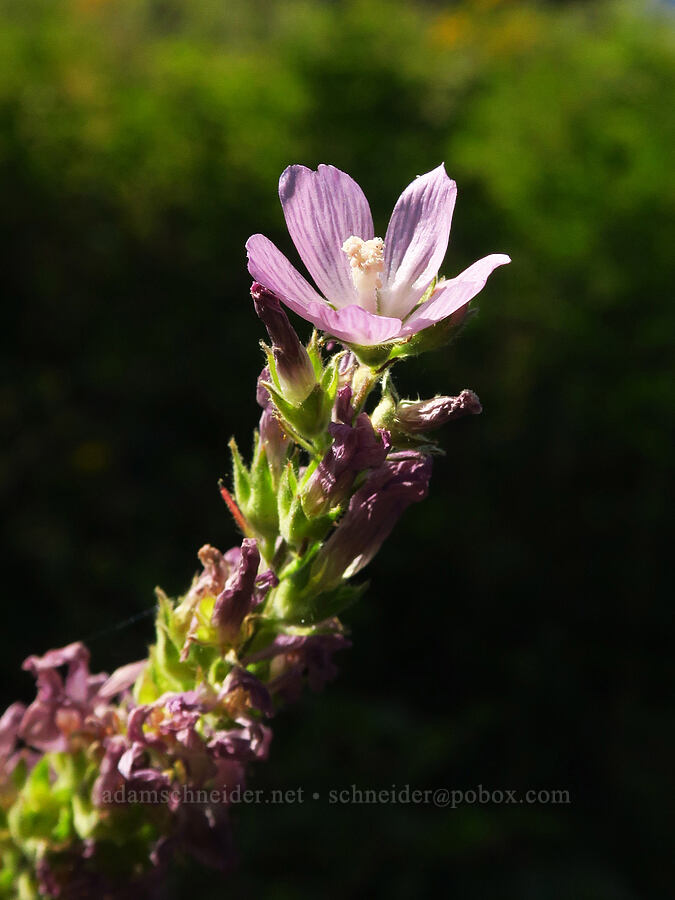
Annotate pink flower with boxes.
[246,164,510,347]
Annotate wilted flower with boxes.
[18,642,138,753]
[373,388,483,441]
[395,389,482,431]
[333,385,354,425]
[301,413,391,516]
[0,702,30,791]
[247,164,509,346]
[244,632,351,702]
[311,452,432,588]
[219,667,274,720]
[211,539,262,643]
[182,544,239,608]
[179,540,276,659]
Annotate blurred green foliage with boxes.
[1,0,673,897]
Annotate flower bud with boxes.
[258,408,290,482]
[252,283,316,405]
[370,394,396,431]
[229,431,279,556]
[277,461,335,547]
[256,366,273,409]
[395,389,482,433]
[310,452,432,591]
[263,354,339,442]
[300,414,390,518]
[373,390,481,445]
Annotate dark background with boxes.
[1,1,673,897]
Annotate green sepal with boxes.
[9,755,29,793]
[277,460,297,543]
[306,579,368,620]
[206,655,232,688]
[346,342,395,368]
[248,430,279,539]
[228,435,277,558]
[71,793,100,841]
[263,366,336,442]
[137,590,194,699]
[16,871,39,900]
[265,544,342,623]
[229,437,251,510]
[277,462,334,546]
[265,562,312,623]
[370,394,396,431]
[187,594,218,646]
[371,395,443,449]
[262,342,280,390]
[319,353,340,405]
[390,305,475,359]
[133,661,162,704]
[228,434,277,540]
[306,330,324,379]
[263,382,316,439]
[158,586,192,649]
[239,621,282,661]
[49,751,87,795]
[7,756,74,850]
[276,542,321,584]
[265,567,364,625]
[0,847,29,896]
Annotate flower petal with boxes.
[246,238,403,345]
[99,661,147,700]
[319,305,403,346]
[279,165,374,309]
[246,234,349,334]
[400,254,511,336]
[246,233,326,315]
[379,164,457,319]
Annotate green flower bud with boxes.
[229,433,279,556]
[137,590,194,699]
[277,462,335,548]
[263,354,339,443]
[346,342,395,368]
[390,305,473,359]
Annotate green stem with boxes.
[351,366,380,415]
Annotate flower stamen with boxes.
[342,236,385,311]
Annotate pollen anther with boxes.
[342,236,385,307]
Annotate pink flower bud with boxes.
[252,283,316,404]
[395,389,482,433]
